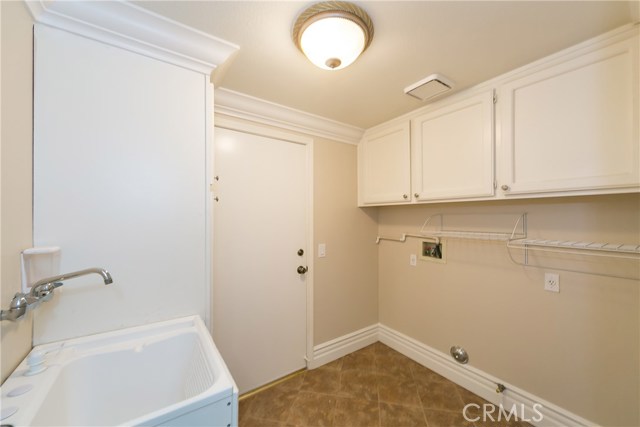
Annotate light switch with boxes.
[318,243,326,258]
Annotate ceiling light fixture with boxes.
[293,1,374,71]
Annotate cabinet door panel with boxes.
[358,122,411,205]
[500,37,639,195]
[411,91,495,201]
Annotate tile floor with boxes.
[239,342,533,427]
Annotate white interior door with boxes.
[213,126,308,394]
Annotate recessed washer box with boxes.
[421,240,446,263]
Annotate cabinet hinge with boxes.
[493,93,497,104]
[493,180,497,190]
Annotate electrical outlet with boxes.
[544,273,560,292]
[410,254,417,266]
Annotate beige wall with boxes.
[1,1,34,383]
[378,193,639,426]
[313,139,378,344]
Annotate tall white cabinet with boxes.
[28,2,237,344]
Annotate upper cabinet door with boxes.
[358,122,411,205]
[499,37,639,196]
[411,90,495,201]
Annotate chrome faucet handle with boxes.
[31,282,63,300]
[0,293,29,321]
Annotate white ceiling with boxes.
[137,1,638,129]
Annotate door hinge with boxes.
[493,93,497,104]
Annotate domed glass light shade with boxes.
[293,2,374,71]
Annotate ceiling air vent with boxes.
[404,73,454,102]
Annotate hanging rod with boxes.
[420,213,527,241]
[507,239,640,260]
[376,213,527,245]
[505,245,640,280]
[424,230,514,241]
[376,233,439,245]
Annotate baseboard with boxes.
[308,324,378,369]
[310,323,597,427]
[378,324,597,427]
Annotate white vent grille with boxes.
[404,73,454,101]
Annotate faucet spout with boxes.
[1,267,113,322]
[30,267,112,297]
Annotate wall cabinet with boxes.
[358,26,639,206]
[358,90,494,206]
[358,122,411,205]
[498,36,639,197]
[411,91,494,202]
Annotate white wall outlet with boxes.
[410,254,417,266]
[318,243,326,258]
[544,273,560,292]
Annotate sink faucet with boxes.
[1,267,113,322]
[30,268,113,298]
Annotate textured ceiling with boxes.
[137,1,637,129]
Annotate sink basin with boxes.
[0,316,238,426]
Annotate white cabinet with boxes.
[411,91,495,201]
[358,122,411,205]
[498,36,639,197]
[357,91,494,206]
[358,26,638,206]
[32,24,213,344]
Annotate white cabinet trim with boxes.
[26,0,238,75]
[214,88,365,145]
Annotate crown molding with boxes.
[214,88,365,145]
[25,0,238,75]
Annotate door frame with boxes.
[211,114,315,367]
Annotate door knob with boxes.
[297,266,308,274]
